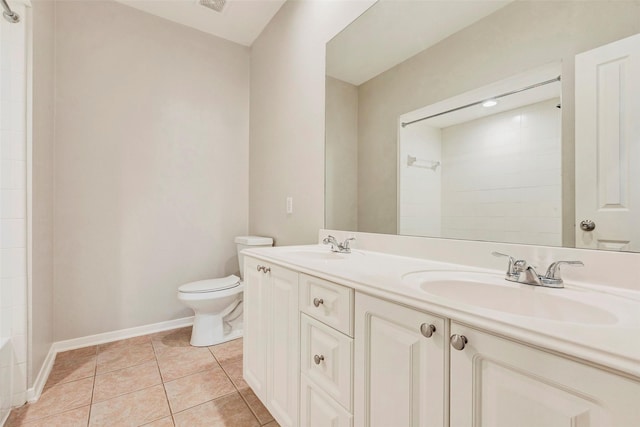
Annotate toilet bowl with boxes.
[178,236,273,347]
[178,275,244,347]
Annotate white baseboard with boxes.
[25,316,194,402]
[25,345,55,403]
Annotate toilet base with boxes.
[190,313,243,347]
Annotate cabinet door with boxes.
[266,265,299,427]
[301,374,353,427]
[354,293,446,427]
[243,256,268,400]
[449,323,640,427]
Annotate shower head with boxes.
[3,11,19,23]
[198,0,226,13]
[2,0,20,23]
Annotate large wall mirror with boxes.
[325,0,640,252]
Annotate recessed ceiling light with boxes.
[482,99,498,108]
[198,0,226,13]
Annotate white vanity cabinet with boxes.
[299,274,355,427]
[243,256,299,427]
[354,292,447,427]
[243,252,640,427]
[449,322,640,427]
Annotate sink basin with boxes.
[286,251,348,261]
[403,271,618,324]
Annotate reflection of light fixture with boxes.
[482,99,498,108]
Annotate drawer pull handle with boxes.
[450,334,468,351]
[313,298,324,307]
[420,323,436,338]
[313,354,325,365]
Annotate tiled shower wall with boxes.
[0,1,29,416]
[399,98,561,245]
[441,98,562,246]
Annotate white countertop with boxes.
[244,244,640,379]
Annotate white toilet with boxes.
[178,236,273,347]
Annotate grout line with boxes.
[210,349,266,425]
[86,353,98,426]
[169,389,241,417]
[151,331,174,418]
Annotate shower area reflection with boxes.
[0,0,29,422]
[398,65,562,246]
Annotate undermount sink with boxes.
[402,270,618,324]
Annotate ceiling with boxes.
[327,0,512,86]
[113,0,287,46]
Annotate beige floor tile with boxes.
[89,384,170,426]
[7,377,94,424]
[150,326,191,340]
[262,422,281,427]
[96,342,156,374]
[93,360,162,403]
[151,328,193,357]
[209,338,243,363]
[238,386,274,425]
[141,416,175,427]
[157,347,218,382]
[164,367,236,413]
[97,335,152,353]
[45,354,96,389]
[217,354,248,389]
[55,346,97,362]
[9,405,90,427]
[173,393,260,427]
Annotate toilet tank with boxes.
[235,236,273,279]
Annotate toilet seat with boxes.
[178,275,240,293]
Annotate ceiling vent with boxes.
[198,0,227,13]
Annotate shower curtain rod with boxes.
[2,0,20,23]
[401,75,561,128]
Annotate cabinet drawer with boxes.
[301,314,353,411]
[300,274,354,336]
[300,374,353,427]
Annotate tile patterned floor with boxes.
[7,327,279,427]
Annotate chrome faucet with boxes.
[322,235,356,253]
[492,252,584,288]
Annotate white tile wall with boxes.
[0,2,28,412]
[399,122,442,236]
[441,98,562,246]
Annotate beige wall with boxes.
[357,0,640,239]
[30,0,55,386]
[53,1,250,340]
[249,0,375,246]
[325,77,358,231]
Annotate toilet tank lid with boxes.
[235,236,273,246]
[179,275,240,293]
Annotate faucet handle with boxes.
[492,252,517,276]
[545,260,584,280]
[322,235,336,244]
[342,237,355,250]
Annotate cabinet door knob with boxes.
[263,267,271,273]
[313,298,324,307]
[313,354,325,365]
[420,323,436,338]
[450,334,468,351]
[580,220,596,231]
[256,265,263,272]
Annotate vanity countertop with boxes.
[244,245,640,379]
